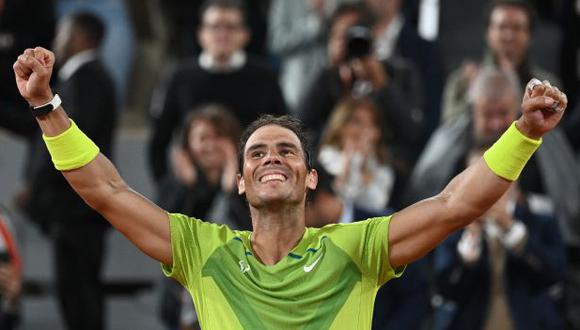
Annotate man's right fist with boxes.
[13,47,55,107]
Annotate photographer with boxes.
[297,2,424,209]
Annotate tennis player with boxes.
[13,47,567,329]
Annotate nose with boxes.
[263,150,282,165]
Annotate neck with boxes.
[213,54,233,69]
[250,204,306,265]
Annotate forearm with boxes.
[438,159,511,228]
[389,122,540,267]
[35,106,172,264]
[64,154,171,263]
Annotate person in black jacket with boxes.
[22,12,116,330]
[148,0,287,184]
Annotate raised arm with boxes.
[13,47,172,265]
[388,79,568,268]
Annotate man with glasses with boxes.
[148,0,287,184]
[441,0,559,124]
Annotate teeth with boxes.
[260,174,286,183]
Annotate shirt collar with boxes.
[58,50,98,82]
[198,51,246,72]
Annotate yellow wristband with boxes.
[483,121,542,181]
[43,119,100,171]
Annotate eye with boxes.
[251,151,265,159]
[280,149,295,157]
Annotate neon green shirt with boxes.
[162,213,404,329]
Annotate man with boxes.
[22,13,116,330]
[406,68,580,247]
[149,0,287,183]
[13,44,567,328]
[442,0,559,124]
[432,150,567,330]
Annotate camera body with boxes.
[345,25,373,60]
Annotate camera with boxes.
[345,25,373,60]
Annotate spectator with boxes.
[366,0,444,137]
[406,67,580,252]
[21,12,117,330]
[157,104,250,330]
[442,0,560,124]
[432,148,567,330]
[0,208,22,330]
[157,104,250,231]
[268,0,349,110]
[56,0,135,106]
[315,97,395,223]
[297,2,423,209]
[149,0,287,184]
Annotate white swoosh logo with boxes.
[303,254,323,273]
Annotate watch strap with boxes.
[31,94,62,117]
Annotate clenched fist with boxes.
[13,47,55,107]
[516,78,568,139]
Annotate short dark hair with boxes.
[68,12,106,47]
[238,115,312,172]
[199,0,248,27]
[484,0,536,32]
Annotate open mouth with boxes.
[259,173,288,183]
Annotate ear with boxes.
[237,173,245,195]
[306,169,318,190]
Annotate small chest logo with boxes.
[239,260,251,274]
[303,254,323,273]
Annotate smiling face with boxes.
[237,125,317,209]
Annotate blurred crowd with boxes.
[0,0,579,329]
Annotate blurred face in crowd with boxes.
[328,11,360,66]
[238,125,317,209]
[198,6,249,61]
[188,120,227,171]
[341,105,380,150]
[486,5,531,65]
[472,91,518,145]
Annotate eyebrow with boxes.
[245,141,300,154]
